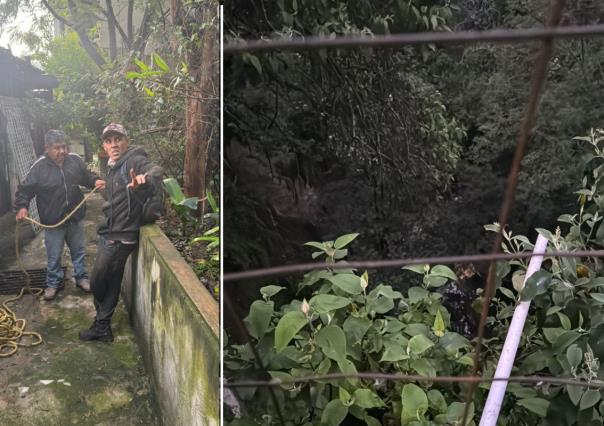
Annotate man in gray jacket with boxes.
[79,123,162,342]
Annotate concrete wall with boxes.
[122,225,219,426]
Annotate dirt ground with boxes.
[0,192,159,425]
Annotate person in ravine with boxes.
[79,123,162,342]
[15,129,105,301]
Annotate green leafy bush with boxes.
[225,233,476,425]
[226,130,604,425]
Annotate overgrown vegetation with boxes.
[224,0,604,287]
[0,0,219,295]
[225,129,604,424]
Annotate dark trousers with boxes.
[91,237,136,325]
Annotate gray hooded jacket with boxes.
[98,146,162,241]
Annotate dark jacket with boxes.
[15,153,99,225]
[98,146,162,241]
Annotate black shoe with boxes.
[78,321,113,342]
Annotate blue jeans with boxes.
[44,220,87,289]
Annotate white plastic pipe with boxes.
[479,234,549,426]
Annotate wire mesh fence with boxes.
[223,0,604,423]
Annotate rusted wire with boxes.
[462,0,567,422]
[224,373,604,390]
[224,23,604,53]
[224,249,604,282]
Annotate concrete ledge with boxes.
[123,225,219,426]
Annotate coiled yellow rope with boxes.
[0,187,99,357]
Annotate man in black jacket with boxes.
[15,130,105,301]
[79,123,162,342]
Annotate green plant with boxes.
[225,233,477,425]
[475,129,604,425]
[163,177,199,235]
[191,189,220,261]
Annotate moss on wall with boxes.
[122,225,219,426]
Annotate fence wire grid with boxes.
[223,0,604,424]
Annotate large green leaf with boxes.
[327,274,362,294]
[520,270,553,301]
[430,265,458,281]
[566,384,584,406]
[518,398,550,417]
[321,399,348,425]
[553,331,582,354]
[243,300,274,340]
[315,325,347,362]
[401,384,428,424]
[380,340,408,362]
[304,241,326,250]
[520,349,551,374]
[336,358,359,386]
[260,285,285,300]
[163,177,185,204]
[366,286,401,314]
[505,384,536,400]
[427,389,448,414]
[404,323,431,338]
[334,233,359,249]
[152,53,170,72]
[590,293,604,304]
[368,284,403,299]
[403,264,428,274]
[352,389,385,409]
[408,287,429,304]
[268,370,294,389]
[566,344,582,370]
[589,324,604,359]
[411,358,436,377]
[274,311,307,353]
[557,312,572,330]
[439,332,470,355]
[580,389,601,411]
[309,294,351,314]
[542,328,566,344]
[424,275,448,288]
[163,178,198,210]
[181,197,200,210]
[446,402,473,425]
[408,334,434,355]
[343,316,372,345]
[432,309,446,337]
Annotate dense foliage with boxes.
[224,0,604,293]
[225,129,604,425]
[225,1,464,277]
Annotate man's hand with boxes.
[16,208,28,221]
[94,179,106,190]
[127,168,147,189]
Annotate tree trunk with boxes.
[182,1,218,206]
[127,0,134,41]
[106,0,117,60]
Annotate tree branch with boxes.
[103,0,131,48]
[105,0,117,59]
[132,6,152,53]
[41,0,106,67]
[127,0,134,41]
[40,0,70,27]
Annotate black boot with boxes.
[78,320,113,342]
